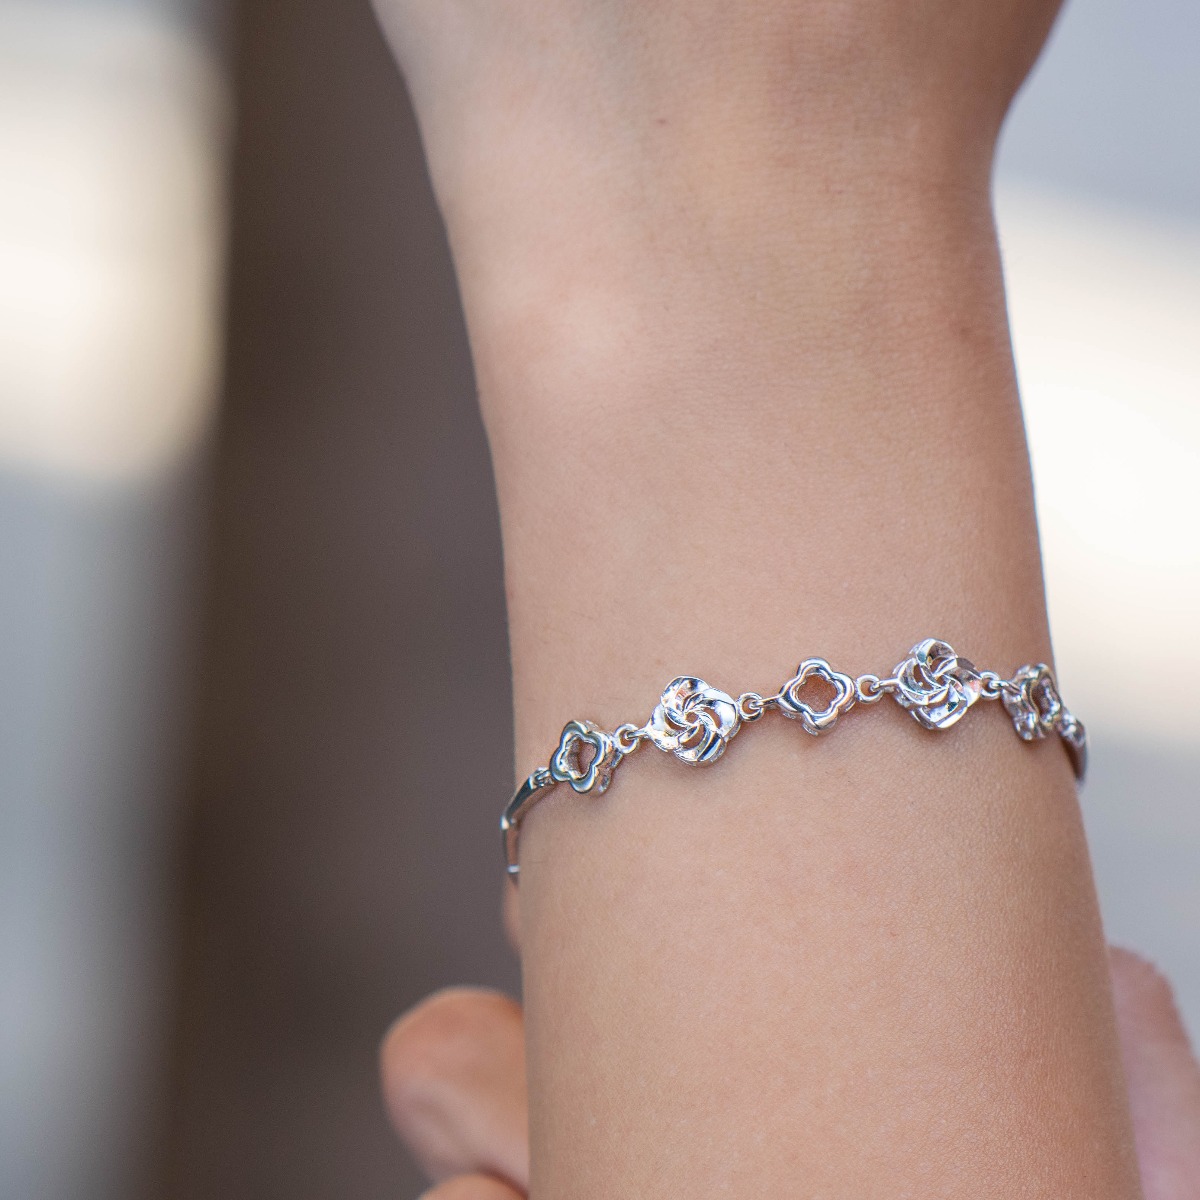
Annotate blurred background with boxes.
[0,0,1196,1197]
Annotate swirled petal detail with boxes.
[892,638,983,730]
[646,676,740,764]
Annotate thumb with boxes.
[419,1175,525,1200]
[1110,948,1200,1200]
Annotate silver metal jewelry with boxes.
[501,637,1087,880]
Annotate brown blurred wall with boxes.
[160,2,518,1196]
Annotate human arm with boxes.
[375,2,1143,1194]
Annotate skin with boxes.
[379,948,1200,1199]
[373,1,1166,1194]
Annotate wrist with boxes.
[463,157,1040,760]
[462,159,1001,432]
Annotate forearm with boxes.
[376,4,1140,1192]
[474,171,1136,1196]
[482,163,1036,745]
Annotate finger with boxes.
[418,1174,525,1200]
[1110,948,1200,1200]
[382,987,528,1189]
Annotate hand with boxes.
[382,949,1200,1200]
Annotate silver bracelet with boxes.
[501,637,1087,880]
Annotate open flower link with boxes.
[776,658,856,735]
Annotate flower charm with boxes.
[549,719,619,794]
[1001,663,1062,741]
[776,657,856,735]
[1003,663,1088,779]
[646,676,740,765]
[892,638,983,730]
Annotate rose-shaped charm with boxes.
[646,676,740,765]
[1003,663,1087,780]
[892,638,983,730]
[1001,663,1062,741]
[776,657,856,735]
[549,719,619,794]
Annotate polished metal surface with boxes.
[549,719,620,794]
[1001,662,1089,780]
[892,638,984,730]
[501,638,1089,879]
[501,768,556,880]
[646,677,741,765]
[774,657,856,735]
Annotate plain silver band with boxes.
[501,770,556,880]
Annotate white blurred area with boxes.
[0,1,224,480]
[0,0,225,1197]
